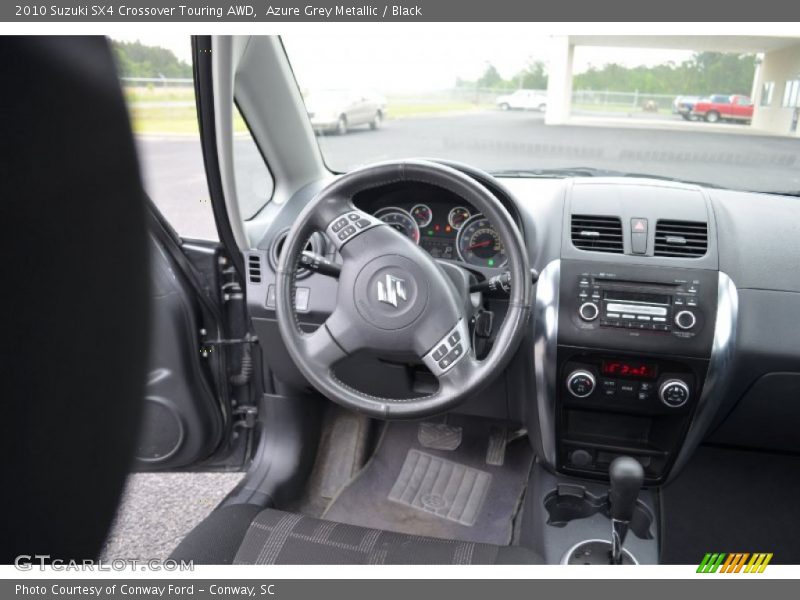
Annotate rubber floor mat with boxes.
[322,416,533,545]
[388,450,491,526]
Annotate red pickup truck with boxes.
[691,94,753,123]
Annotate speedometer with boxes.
[374,207,420,244]
[456,215,507,268]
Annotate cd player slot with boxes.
[593,277,679,289]
[605,303,668,317]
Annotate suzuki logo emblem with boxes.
[376,274,407,308]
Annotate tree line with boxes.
[111,39,192,79]
[458,52,757,96]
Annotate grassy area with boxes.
[124,84,489,134]
[127,105,249,135]
[124,85,195,104]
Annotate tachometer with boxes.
[374,207,420,244]
[448,206,471,230]
[456,215,507,268]
[410,204,433,227]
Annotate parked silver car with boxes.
[305,89,386,134]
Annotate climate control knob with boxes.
[567,370,596,398]
[659,379,690,408]
[674,310,697,330]
[578,302,600,322]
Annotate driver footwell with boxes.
[321,416,533,545]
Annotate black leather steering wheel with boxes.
[276,160,531,418]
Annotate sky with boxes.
[111,33,696,92]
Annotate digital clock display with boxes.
[601,360,658,379]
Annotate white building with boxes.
[547,35,800,138]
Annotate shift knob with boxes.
[608,456,644,522]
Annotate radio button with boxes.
[578,302,600,322]
[675,310,697,330]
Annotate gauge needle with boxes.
[469,240,492,250]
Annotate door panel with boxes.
[135,237,226,469]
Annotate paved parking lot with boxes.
[138,111,799,240]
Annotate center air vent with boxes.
[654,220,708,258]
[571,215,624,253]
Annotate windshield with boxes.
[283,33,800,194]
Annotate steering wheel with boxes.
[276,160,531,418]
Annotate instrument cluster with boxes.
[370,201,507,269]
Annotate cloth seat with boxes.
[170,505,542,565]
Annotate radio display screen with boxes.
[601,360,659,379]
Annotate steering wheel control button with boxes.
[578,302,599,321]
[674,310,697,330]
[432,344,448,361]
[327,212,382,248]
[438,344,464,370]
[566,370,596,398]
[422,319,470,376]
[660,379,690,408]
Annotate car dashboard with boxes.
[244,168,800,487]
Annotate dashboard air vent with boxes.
[269,230,326,279]
[654,220,708,258]
[246,253,263,284]
[571,215,624,253]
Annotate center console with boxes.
[537,259,720,485]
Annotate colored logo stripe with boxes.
[697,552,773,573]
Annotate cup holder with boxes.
[544,484,654,540]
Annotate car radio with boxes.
[575,272,705,335]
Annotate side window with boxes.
[783,80,800,108]
[113,37,275,238]
[761,82,775,106]
[113,36,218,240]
[232,104,275,220]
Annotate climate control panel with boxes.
[561,357,695,414]
[556,351,707,483]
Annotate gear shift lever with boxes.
[608,456,644,564]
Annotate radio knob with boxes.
[578,302,600,322]
[567,370,596,398]
[674,310,697,330]
[659,379,690,408]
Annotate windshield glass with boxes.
[283,33,800,194]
